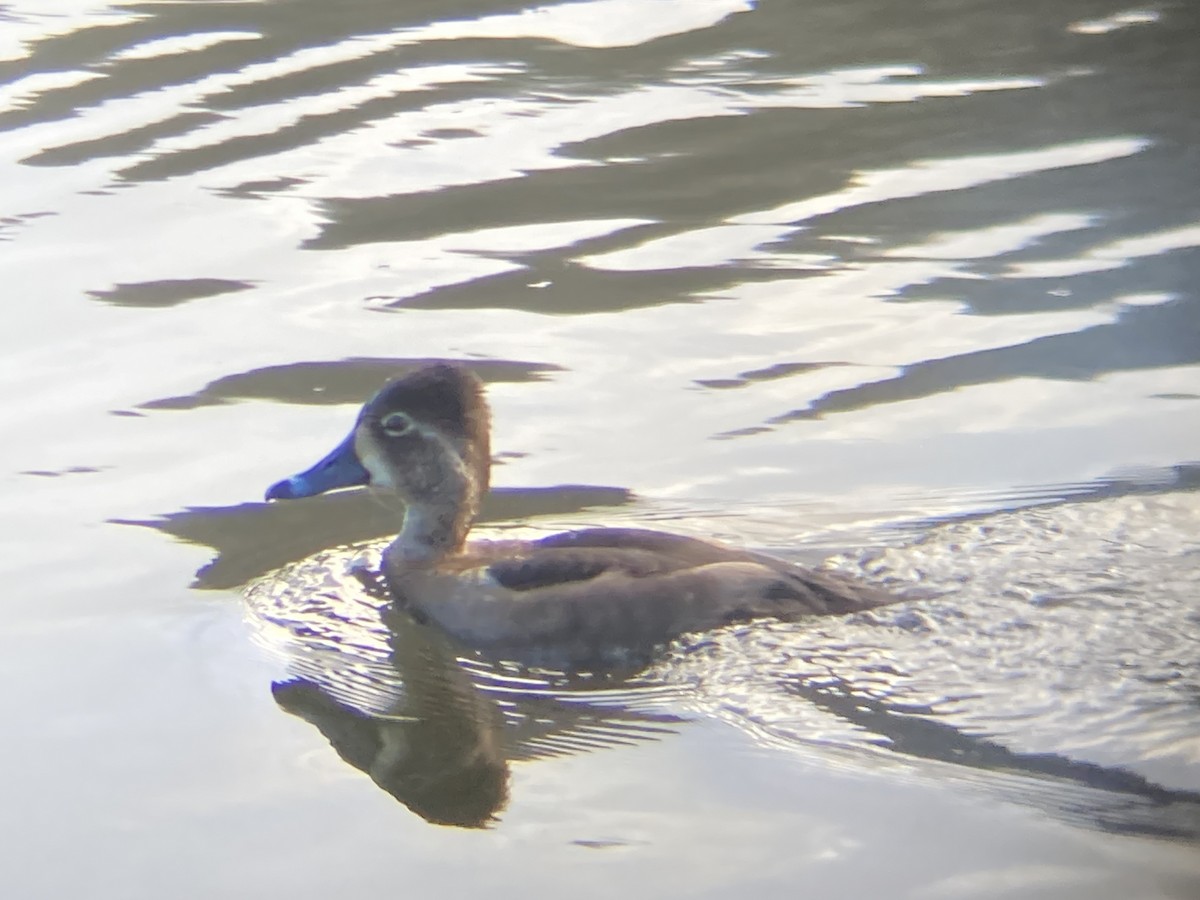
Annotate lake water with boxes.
[2,0,1199,896]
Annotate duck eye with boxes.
[380,412,414,436]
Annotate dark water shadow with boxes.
[88,278,252,308]
[2,0,541,150]
[695,360,848,391]
[118,483,634,590]
[746,298,1200,428]
[387,255,769,316]
[781,674,1200,841]
[134,356,561,411]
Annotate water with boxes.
[2,0,1199,896]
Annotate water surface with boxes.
[2,0,1198,897]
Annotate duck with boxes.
[265,364,899,667]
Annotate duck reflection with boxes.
[273,677,508,828]
[248,557,683,828]
[269,601,511,829]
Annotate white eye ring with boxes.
[380,411,414,436]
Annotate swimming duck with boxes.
[265,364,897,667]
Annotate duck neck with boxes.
[388,496,474,568]
[380,433,488,571]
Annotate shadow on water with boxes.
[87,278,253,308]
[390,255,769,316]
[781,675,1200,841]
[758,298,1200,427]
[119,484,633,590]
[133,356,563,410]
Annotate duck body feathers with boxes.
[387,527,895,668]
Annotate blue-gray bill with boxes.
[265,432,369,500]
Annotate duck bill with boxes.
[265,431,370,500]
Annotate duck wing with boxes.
[495,528,892,614]
[486,536,689,591]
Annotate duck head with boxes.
[266,364,492,563]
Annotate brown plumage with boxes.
[266,364,900,668]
